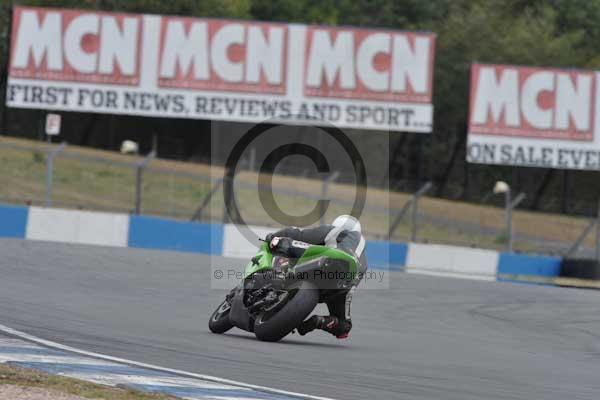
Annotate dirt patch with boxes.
[0,364,178,400]
[0,384,87,400]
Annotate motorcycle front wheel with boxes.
[254,280,319,342]
[208,299,234,334]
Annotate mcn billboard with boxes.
[467,63,600,170]
[7,6,436,132]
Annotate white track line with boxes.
[0,323,334,400]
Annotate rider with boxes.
[265,215,367,339]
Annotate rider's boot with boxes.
[298,316,349,338]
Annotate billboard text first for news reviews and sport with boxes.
[468,63,600,171]
[6,6,436,133]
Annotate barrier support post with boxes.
[191,178,223,222]
[388,199,413,239]
[134,151,156,215]
[411,182,432,242]
[388,182,431,240]
[44,142,67,207]
[506,192,526,253]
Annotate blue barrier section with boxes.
[128,216,223,254]
[0,204,28,238]
[365,241,408,271]
[497,253,562,277]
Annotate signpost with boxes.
[45,113,61,142]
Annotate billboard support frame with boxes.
[0,3,13,135]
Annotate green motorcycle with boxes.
[208,238,360,342]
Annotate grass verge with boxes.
[0,136,594,254]
[0,363,179,400]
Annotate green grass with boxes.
[0,136,593,254]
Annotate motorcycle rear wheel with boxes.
[208,299,234,334]
[254,281,318,342]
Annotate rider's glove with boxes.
[265,233,275,244]
[268,236,282,250]
[269,236,294,254]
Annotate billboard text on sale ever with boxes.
[6,6,436,132]
[467,63,600,170]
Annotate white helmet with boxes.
[331,215,361,233]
